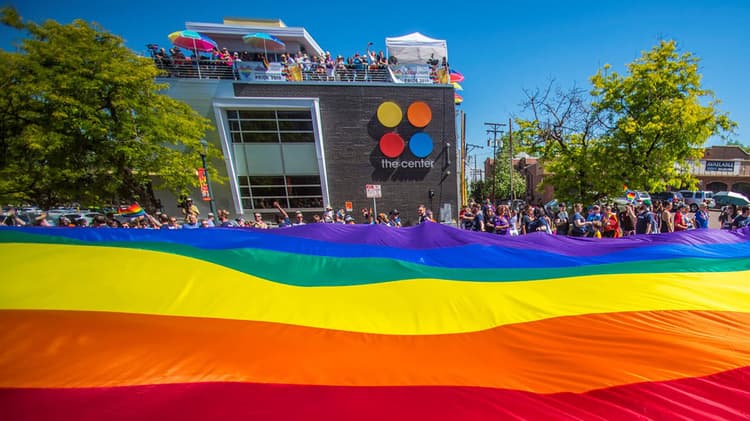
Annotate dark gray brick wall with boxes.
[234,83,458,226]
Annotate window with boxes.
[227,108,322,214]
[227,109,314,144]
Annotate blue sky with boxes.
[2,0,748,163]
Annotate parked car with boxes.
[650,191,685,208]
[679,190,716,211]
[713,191,750,208]
[633,191,652,206]
[57,212,104,226]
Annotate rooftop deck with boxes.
[152,57,447,85]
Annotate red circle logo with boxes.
[379,133,405,158]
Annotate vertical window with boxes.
[227,109,322,215]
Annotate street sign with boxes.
[366,184,382,199]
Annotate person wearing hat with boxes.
[181,197,200,220]
[292,210,306,226]
[387,209,401,228]
[344,214,356,224]
[323,205,334,222]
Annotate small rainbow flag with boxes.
[117,203,145,217]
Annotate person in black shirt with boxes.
[553,203,570,236]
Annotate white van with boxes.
[679,190,716,211]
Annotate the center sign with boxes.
[366,184,382,199]
[374,101,436,170]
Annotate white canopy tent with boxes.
[385,32,448,65]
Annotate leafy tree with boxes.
[485,137,526,202]
[514,85,609,205]
[590,40,735,193]
[468,135,525,203]
[0,7,219,209]
[515,41,735,204]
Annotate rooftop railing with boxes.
[151,58,445,85]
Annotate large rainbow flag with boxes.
[1,224,749,419]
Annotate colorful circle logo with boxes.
[377,101,402,128]
[407,101,432,128]
[375,101,434,159]
[379,133,405,158]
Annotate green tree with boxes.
[591,40,735,193]
[514,85,609,205]
[467,136,525,203]
[516,41,735,204]
[0,8,219,209]
[485,137,525,201]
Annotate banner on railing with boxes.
[236,62,285,82]
[388,64,433,84]
[287,64,303,81]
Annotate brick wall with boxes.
[233,83,459,225]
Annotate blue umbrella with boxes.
[242,32,286,56]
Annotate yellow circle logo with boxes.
[377,101,403,128]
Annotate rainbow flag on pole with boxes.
[1,225,750,419]
[623,184,637,202]
[117,203,146,217]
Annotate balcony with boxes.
[151,58,445,85]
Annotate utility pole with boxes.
[509,118,514,202]
[460,111,467,207]
[484,122,506,204]
[464,143,483,192]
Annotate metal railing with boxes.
[152,58,396,83]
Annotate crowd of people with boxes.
[459,199,750,236]
[1,199,435,229]
[147,42,451,84]
[148,43,399,82]
[8,198,746,233]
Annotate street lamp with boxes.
[199,139,217,216]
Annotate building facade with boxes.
[158,19,458,226]
[692,146,750,196]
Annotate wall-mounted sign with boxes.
[374,101,436,170]
[366,184,382,198]
[705,160,735,172]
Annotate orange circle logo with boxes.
[407,101,432,128]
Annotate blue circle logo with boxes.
[408,132,434,158]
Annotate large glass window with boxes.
[227,108,322,214]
